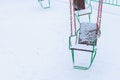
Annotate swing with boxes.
[69,23,101,70]
[38,0,50,9]
[69,0,103,70]
[73,0,92,22]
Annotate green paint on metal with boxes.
[69,28,101,70]
[91,0,120,6]
[70,47,97,70]
[38,0,50,9]
[71,50,75,64]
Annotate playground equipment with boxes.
[74,0,92,23]
[38,0,50,9]
[69,0,103,70]
[91,0,120,6]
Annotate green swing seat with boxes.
[69,23,101,70]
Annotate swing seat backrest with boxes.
[73,0,92,16]
[74,0,85,10]
[78,23,98,46]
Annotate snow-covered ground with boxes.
[0,0,120,80]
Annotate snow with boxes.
[0,0,120,80]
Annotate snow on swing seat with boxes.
[70,23,100,52]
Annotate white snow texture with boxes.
[0,0,120,80]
